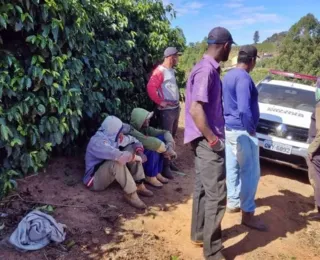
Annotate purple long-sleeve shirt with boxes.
[222,68,260,134]
[184,55,225,144]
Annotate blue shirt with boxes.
[222,68,260,134]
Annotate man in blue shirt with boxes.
[223,45,267,231]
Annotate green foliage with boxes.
[0,0,185,196]
[263,31,287,46]
[35,204,54,214]
[177,39,207,86]
[253,30,260,44]
[276,14,320,77]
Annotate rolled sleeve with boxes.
[191,68,212,103]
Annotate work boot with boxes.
[136,183,154,197]
[162,158,174,180]
[162,165,174,180]
[226,207,241,214]
[145,176,163,188]
[241,211,268,231]
[157,173,169,184]
[124,192,147,209]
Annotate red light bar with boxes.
[269,69,318,82]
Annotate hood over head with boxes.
[130,108,153,130]
[97,116,123,142]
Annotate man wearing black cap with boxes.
[223,45,267,231]
[184,27,234,260]
[147,47,181,180]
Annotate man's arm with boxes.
[236,77,255,135]
[308,106,320,157]
[147,68,177,108]
[190,101,218,143]
[189,68,218,143]
[147,68,164,105]
[90,138,133,165]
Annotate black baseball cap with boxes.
[207,27,236,45]
[238,45,260,58]
[164,47,182,58]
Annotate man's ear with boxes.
[224,42,231,50]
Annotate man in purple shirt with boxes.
[184,27,234,260]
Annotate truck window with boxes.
[257,83,315,113]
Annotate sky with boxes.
[162,0,320,45]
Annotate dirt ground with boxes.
[1,105,320,260]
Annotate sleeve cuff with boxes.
[135,147,144,153]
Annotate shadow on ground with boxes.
[223,189,315,260]
[260,160,310,184]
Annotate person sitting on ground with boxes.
[84,115,153,209]
[123,108,177,188]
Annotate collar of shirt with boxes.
[203,55,220,72]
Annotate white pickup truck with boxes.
[256,70,318,171]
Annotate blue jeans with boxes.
[225,129,260,213]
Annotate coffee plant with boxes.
[0,0,186,197]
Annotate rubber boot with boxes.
[124,192,147,209]
[145,176,163,188]
[157,173,169,184]
[136,183,154,197]
[162,158,174,180]
[241,211,268,231]
[170,161,180,172]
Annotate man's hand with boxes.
[167,141,175,150]
[160,101,178,108]
[209,138,225,152]
[133,155,143,162]
[164,145,178,160]
[137,151,147,163]
[190,101,217,143]
[308,153,313,161]
[118,151,134,165]
[249,132,256,137]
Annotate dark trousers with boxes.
[307,154,320,207]
[159,106,180,137]
[191,138,226,260]
[159,106,180,169]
